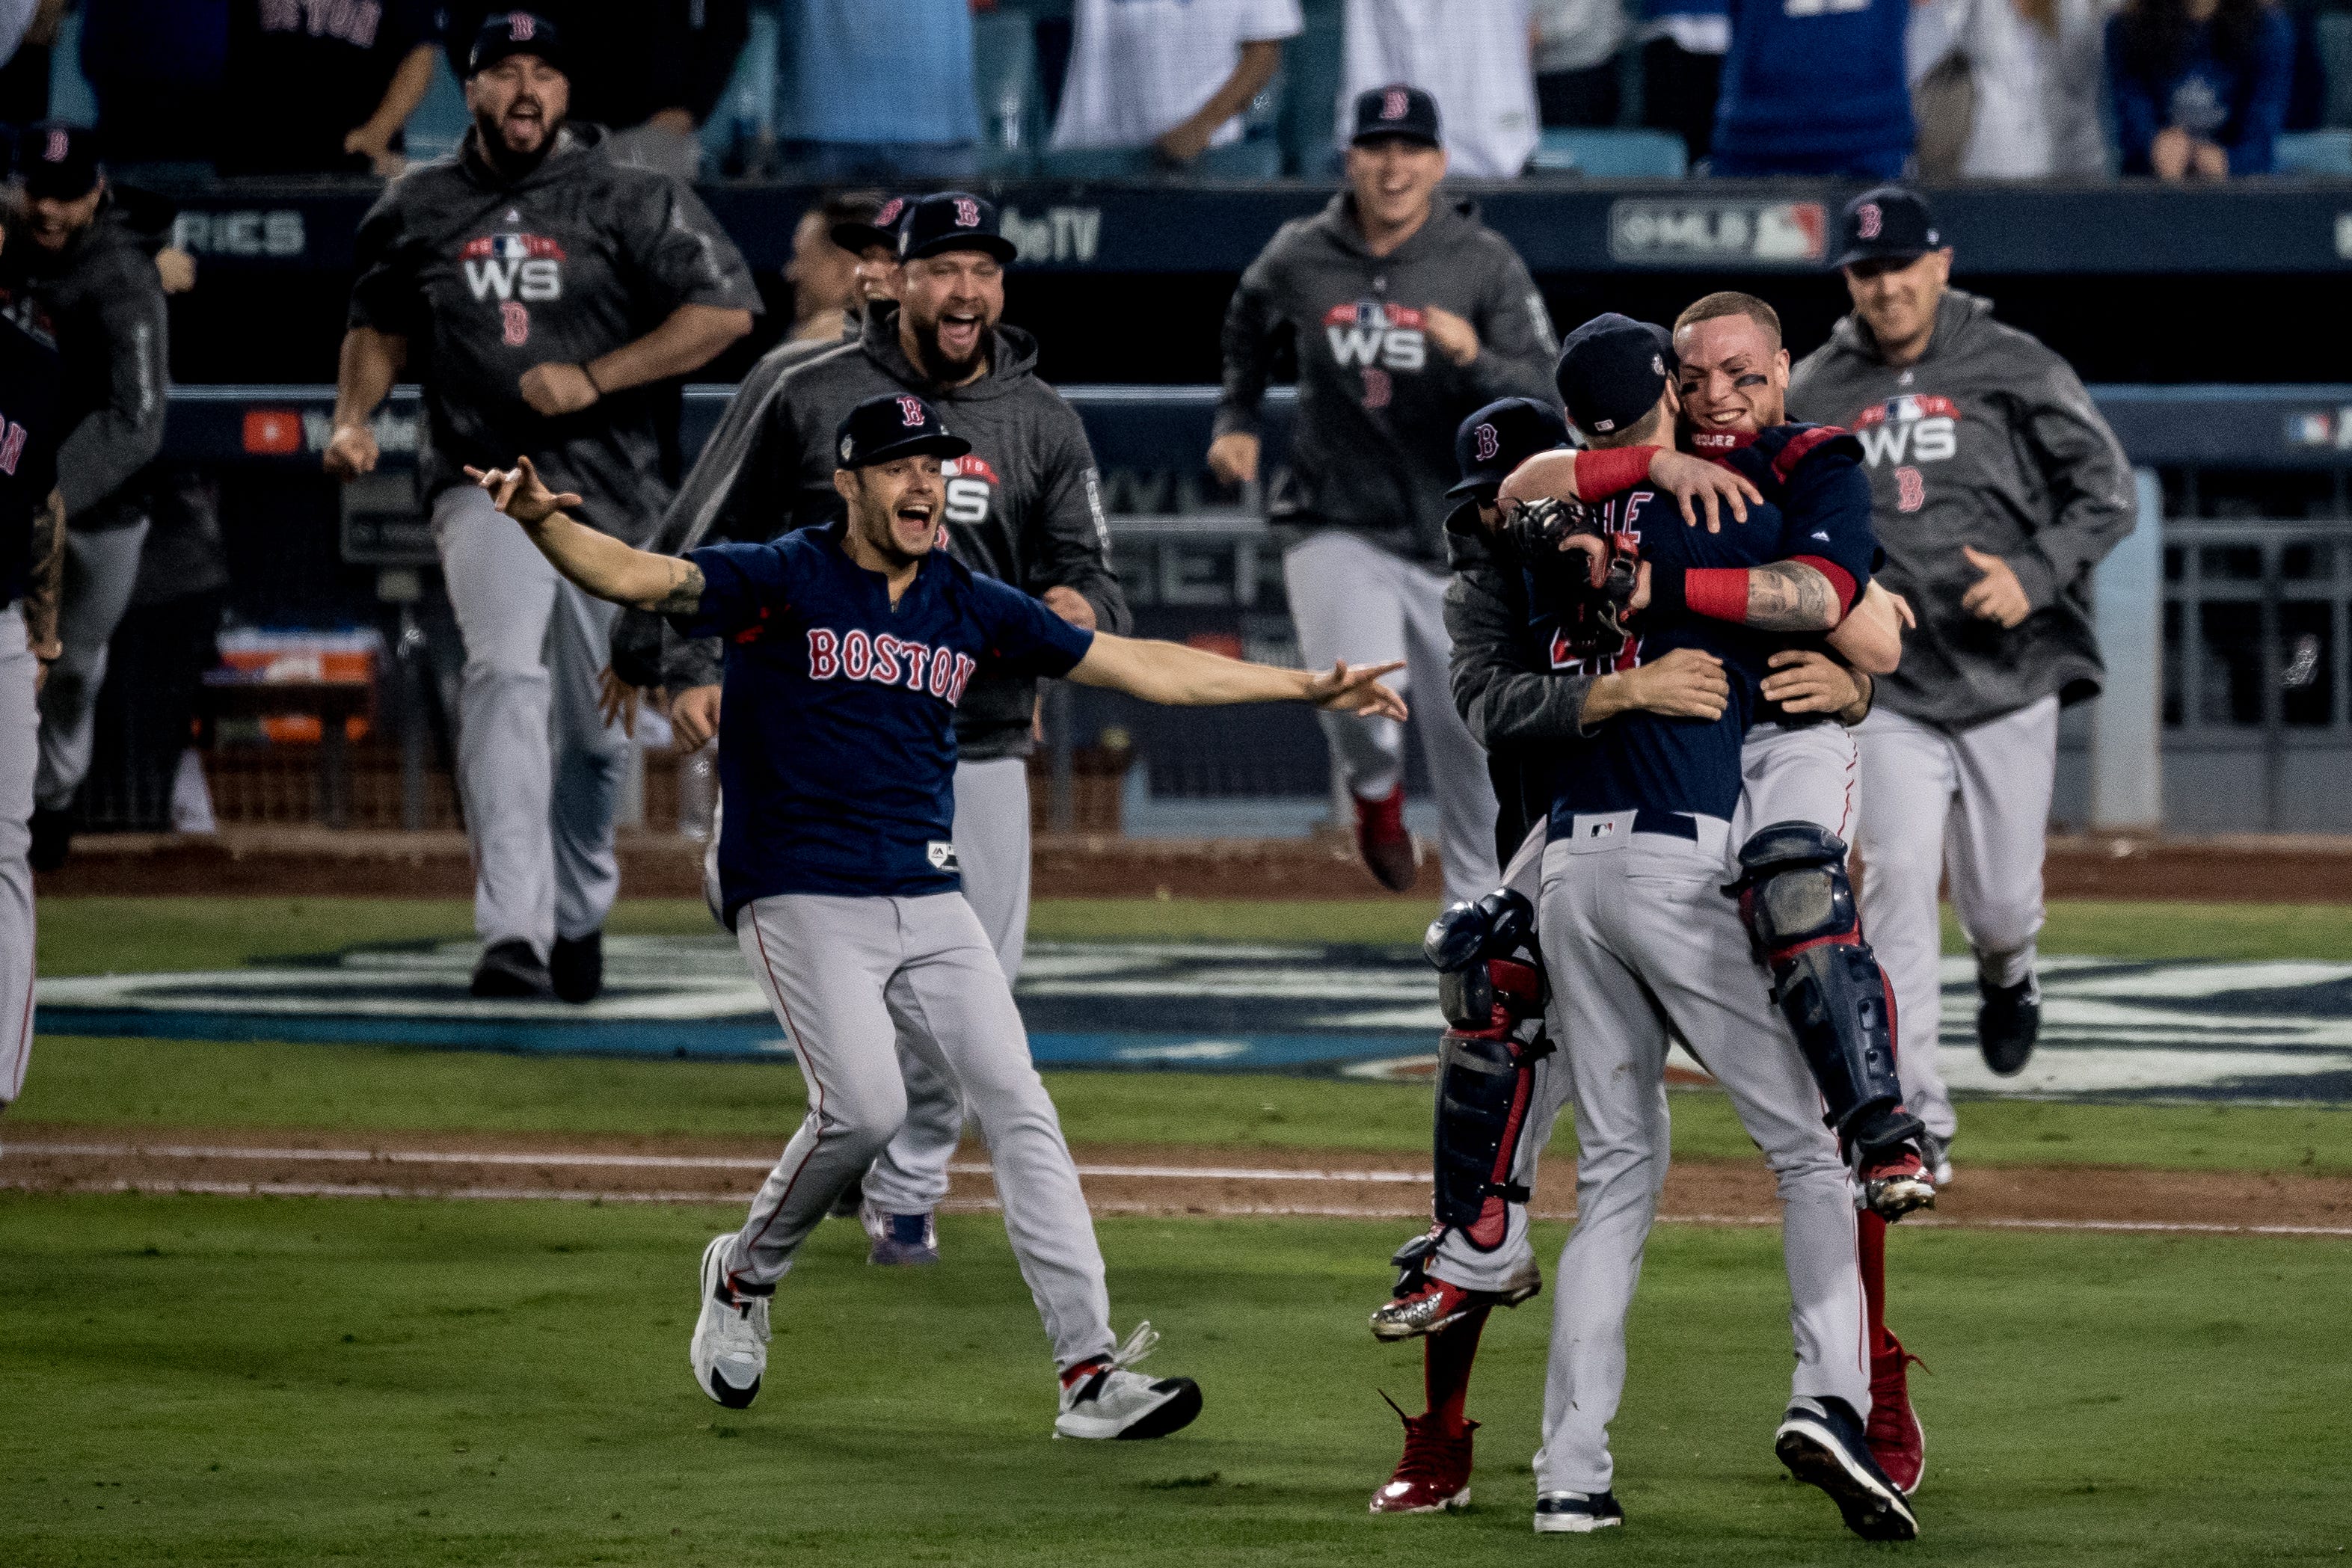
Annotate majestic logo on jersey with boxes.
[1852,396,1959,465]
[1324,301,1426,372]
[805,628,977,704]
[941,454,1001,526]
[460,230,568,304]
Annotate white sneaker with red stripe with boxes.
[1054,1323,1203,1440]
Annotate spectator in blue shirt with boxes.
[776,0,980,179]
[2107,0,2291,178]
[1708,0,1912,177]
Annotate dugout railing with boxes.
[97,383,2352,839]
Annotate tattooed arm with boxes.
[1740,560,1841,631]
[22,489,62,679]
[465,457,707,615]
[1638,556,1843,633]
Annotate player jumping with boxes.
[467,391,1405,1440]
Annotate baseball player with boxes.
[2,123,169,873]
[1788,188,2134,1182]
[1508,322,1914,1539]
[1213,83,1557,901]
[1367,322,1926,1524]
[325,12,759,1003]
[0,216,68,1117]
[466,391,1405,1436]
[623,193,1128,1269]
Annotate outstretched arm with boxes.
[1069,633,1406,719]
[468,458,707,612]
[1500,446,1760,529]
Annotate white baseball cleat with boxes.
[1053,1322,1203,1440]
[690,1233,770,1409]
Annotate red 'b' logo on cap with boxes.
[1382,87,1408,120]
[1473,423,1499,462]
[1857,202,1882,240]
[953,198,980,229]
[43,129,67,163]
[897,396,926,428]
[509,12,534,39]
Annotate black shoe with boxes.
[1775,1395,1920,1542]
[470,939,552,1000]
[1977,974,2040,1076]
[550,929,604,1004]
[1533,1489,1624,1534]
[27,807,71,873]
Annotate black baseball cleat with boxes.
[1977,974,2041,1076]
[470,939,553,1000]
[1775,1395,1920,1541]
[550,929,604,1004]
[27,807,71,873]
[1533,1489,1624,1534]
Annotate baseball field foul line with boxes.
[4,1140,2351,1238]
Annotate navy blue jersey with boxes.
[677,523,1095,912]
[1544,425,1873,826]
[0,291,64,608]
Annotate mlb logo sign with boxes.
[242,411,302,455]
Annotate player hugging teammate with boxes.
[1370,298,1938,1540]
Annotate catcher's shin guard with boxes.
[1424,892,1554,1252]
[1725,823,1923,1160]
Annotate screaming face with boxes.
[467,53,571,169]
[898,250,1003,384]
[1673,313,1790,440]
[845,455,948,568]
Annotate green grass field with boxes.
[9,895,2352,1564]
[1,1197,2343,1567]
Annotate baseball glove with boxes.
[1506,496,1642,663]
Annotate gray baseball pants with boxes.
[860,754,1031,1215]
[1855,695,2059,1144]
[723,890,1117,1371]
[0,606,37,1105]
[34,521,148,813]
[1428,722,1864,1295]
[435,484,628,958]
[1534,820,1868,1498]
[1284,529,1500,905]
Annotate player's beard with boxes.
[904,308,992,387]
[473,98,564,180]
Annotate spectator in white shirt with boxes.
[1051,0,1301,169]
[1909,0,2107,177]
[1339,0,1541,177]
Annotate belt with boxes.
[1631,810,1697,841]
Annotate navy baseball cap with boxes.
[830,194,909,256]
[19,122,98,201]
[1351,83,1441,149]
[897,191,1019,265]
[835,393,971,471]
[1556,315,1674,438]
[1833,186,1942,270]
[468,10,566,77]
[1450,398,1569,500]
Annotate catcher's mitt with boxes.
[1505,496,1641,665]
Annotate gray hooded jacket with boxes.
[1787,289,2134,730]
[1217,192,1558,565]
[625,305,1129,762]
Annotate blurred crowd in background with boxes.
[6,0,2348,186]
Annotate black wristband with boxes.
[1645,562,1687,617]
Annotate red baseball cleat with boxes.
[1867,1336,1926,1496]
[1857,1145,1936,1222]
[1353,784,1422,892]
[1369,1399,1476,1513]
[1369,1256,1541,1341]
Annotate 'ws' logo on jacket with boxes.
[1852,395,1959,467]
[460,227,568,304]
[1324,300,1427,372]
[942,454,1001,526]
